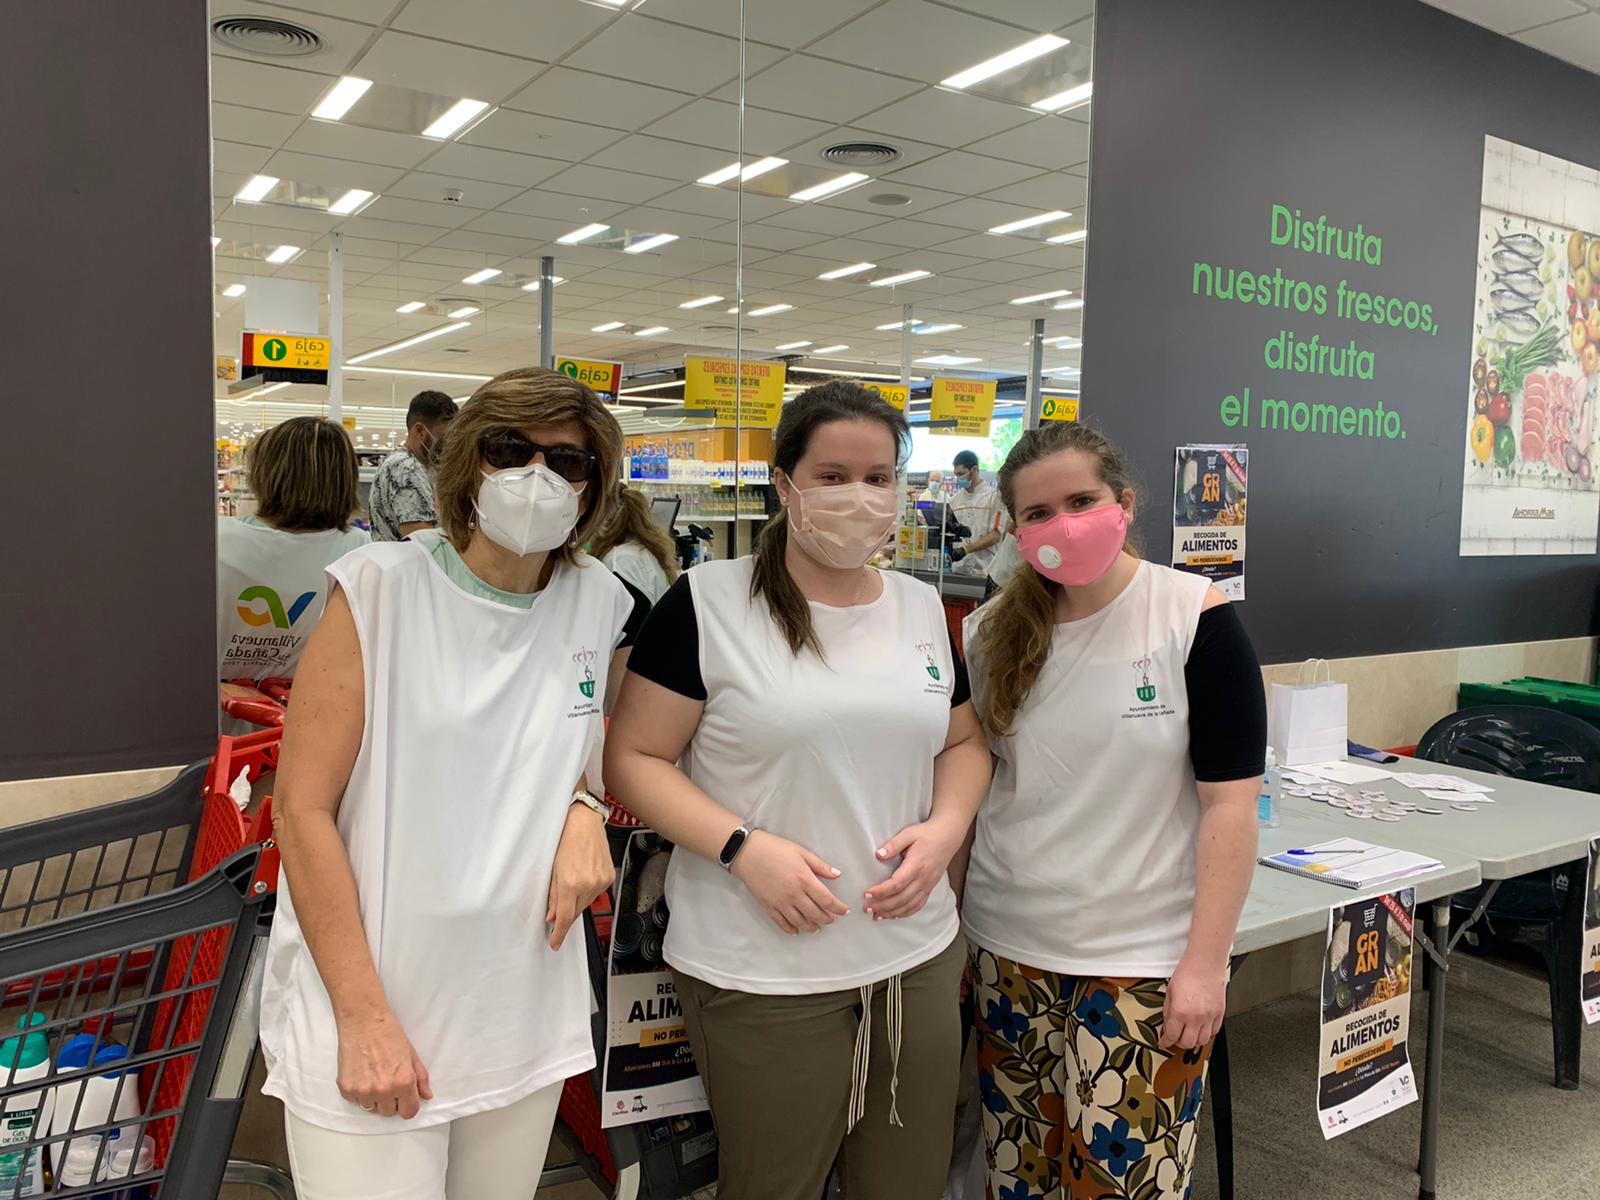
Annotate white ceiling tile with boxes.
[859,217,969,249]
[260,150,403,193]
[458,108,622,162]
[541,164,679,206]
[336,215,452,244]
[756,204,886,237]
[464,210,596,242]
[645,185,777,221]
[421,143,569,186]
[858,88,1035,147]
[915,195,1066,233]
[643,99,830,156]
[210,57,334,114]
[564,17,770,90]
[1517,11,1600,71]
[497,188,628,223]
[935,233,1040,260]
[212,103,302,148]
[405,245,503,269]
[383,172,523,209]
[213,140,275,177]
[824,183,967,221]
[267,0,398,22]
[1422,0,1584,34]
[980,173,1086,212]
[282,121,438,168]
[643,0,881,49]
[587,134,738,181]
[392,0,613,60]
[970,114,1089,170]
[884,149,1043,192]
[783,126,947,172]
[210,5,373,75]
[808,0,1035,83]
[737,55,923,125]
[226,202,347,234]
[360,195,479,229]
[427,230,547,258]
[502,67,694,132]
[353,30,543,103]
[608,205,728,237]
[936,0,1094,33]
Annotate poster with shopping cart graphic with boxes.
[600,831,709,1128]
[1317,889,1419,1139]
[1581,839,1600,1024]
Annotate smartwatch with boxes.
[718,825,753,870]
[572,788,608,820]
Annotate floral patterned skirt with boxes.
[971,946,1214,1200]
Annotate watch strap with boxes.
[572,788,609,819]
[719,825,752,869]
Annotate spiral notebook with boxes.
[1260,838,1441,889]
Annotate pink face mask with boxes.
[785,481,899,569]
[1015,503,1129,586]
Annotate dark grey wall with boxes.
[0,1,217,780]
[1083,0,1600,664]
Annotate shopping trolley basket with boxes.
[0,751,282,1198]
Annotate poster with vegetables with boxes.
[1460,136,1600,555]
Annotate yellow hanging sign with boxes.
[864,382,909,411]
[929,376,996,437]
[555,356,622,398]
[1041,395,1080,422]
[341,416,358,430]
[684,355,787,428]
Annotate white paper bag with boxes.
[1269,660,1348,767]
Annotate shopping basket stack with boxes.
[0,728,283,1199]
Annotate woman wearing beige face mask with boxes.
[606,381,993,1199]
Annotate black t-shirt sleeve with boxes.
[1185,602,1268,783]
[948,628,971,708]
[616,578,651,649]
[624,574,706,700]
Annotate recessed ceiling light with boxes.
[462,267,502,284]
[748,303,793,317]
[988,210,1071,235]
[1048,229,1088,245]
[591,321,626,332]
[421,98,490,140]
[916,354,983,366]
[913,323,964,335]
[941,34,1068,90]
[248,381,293,396]
[447,305,479,318]
[1045,335,1082,347]
[775,340,812,351]
[396,301,426,313]
[870,269,932,287]
[558,222,610,245]
[635,326,669,337]
[347,321,474,365]
[819,262,876,281]
[328,188,375,215]
[789,172,868,202]
[311,75,372,121]
[697,163,743,186]
[236,175,279,203]
[812,344,849,354]
[265,245,301,264]
[222,283,246,297]
[1011,289,1072,305]
[680,295,724,309]
[1054,299,1086,311]
[876,320,912,331]
[1032,81,1093,113]
[624,232,679,254]
[211,236,221,247]
[520,276,566,291]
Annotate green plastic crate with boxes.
[1458,676,1600,732]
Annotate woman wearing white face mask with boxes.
[605,381,993,1199]
[260,368,649,1200]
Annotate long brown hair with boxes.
[247,416,358,532]
[972,421,1137,737]
[754,380,910,656]
[589,484,680,584]
[433,367,624,563]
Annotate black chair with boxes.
[1416,704,1600,1089]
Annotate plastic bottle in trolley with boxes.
[50,1043,142,1184]
[0,1013,51,1197]
[1258,745,1279,827]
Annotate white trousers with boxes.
[284,1081,563,1200]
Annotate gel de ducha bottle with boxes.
[0,1013,52,1197]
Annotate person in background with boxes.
[217,417,369,692]
[960,421,1265,1200]
[920,467,947,502]
[588,482,680,604]
[948,449,1004,577]
[981,517,1020,602]
[605,381,993,1200]
[369,390,458,541]
[261,368,648,1200]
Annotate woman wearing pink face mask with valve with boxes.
[605,380,992,1199]
[959,421,1266,1200]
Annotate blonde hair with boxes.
[589,484,681,584]
[972,421,1137,737]
[433,367,624,563]
[247,416,358,532]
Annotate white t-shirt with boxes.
[661,558,961,994]
[259,541,634,1132]
[603,541,672,605]
[961,561,1212,976]
[216,517,370,681]
[950,482,1004,576]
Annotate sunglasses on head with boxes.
[481,430,596,484]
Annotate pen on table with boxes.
[1287,848,1372,857]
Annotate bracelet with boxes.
[571,788,608,819]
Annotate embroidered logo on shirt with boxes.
[1133,656,1157,703]
[236,585,315,629]
[574,649,598,698]
[916,640,941,681]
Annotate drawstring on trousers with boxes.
[846,972,905,1132]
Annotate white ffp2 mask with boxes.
[473,463,582,556]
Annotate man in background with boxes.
[948,449,1004,577]
[369,390,457,541]
[920,468,947,503]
